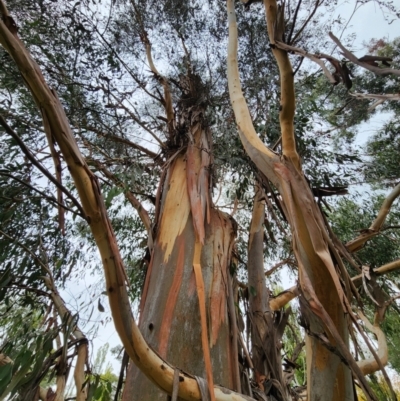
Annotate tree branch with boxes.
[264,0,300,170]
[346,182,400,252]
[274,41,337,84]
[329,32,400,77]
[290,0,322,45]
[350,92,400,111]
[93,161,154,252]
[1,172,84,218]
[131,0,175,139]
[270,286,299,311]
[226,0,277,177]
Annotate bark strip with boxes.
[193,241,216,401]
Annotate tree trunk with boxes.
[123,74,239,400]
[247,186,288,400]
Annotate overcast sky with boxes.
[333,0,400,51]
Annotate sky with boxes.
[334,0,400,51]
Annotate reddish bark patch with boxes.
[186,142,205,243]
[158,237,186,357]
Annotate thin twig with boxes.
[1,172,84,218]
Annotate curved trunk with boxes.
[226,1,374,399]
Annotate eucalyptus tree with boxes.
[0,0,400,401]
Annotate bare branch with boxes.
[270,286,299,310]
[130,0,175,138]
[352,259,400,285]
[329,32,400,77]
[108,91,165,147]
[351,92,400,111]
[347,182,400,252]
[83,124,160,161]
[1,172,84,218]
[290,0,323,45]
[94,161,154,252]
[274,41,337,84]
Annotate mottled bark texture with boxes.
[123,73,238,400]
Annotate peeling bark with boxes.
[122,76,238,399]
[124,178,238,400]
[247,186,289,400]
[226,1,373,399]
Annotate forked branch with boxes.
[329,32,400,77]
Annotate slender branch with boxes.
[264,0,300,170]
[346,182,400,252]
[290,0,322,44]
[292,55,304,76]
[0,114,86,219]
[5,284,50,298]
[274,41,336,84]
[1,172,84,218]
[42,110,65,234]
[88,21,164,104]
[286,0,302,45]
[0,229,51,275]
[108,91,165,147]
[114,351,129,401]
[130,0,175,138]
[81,124,160,161]
[265,259,296,276]
[93,161,154,251]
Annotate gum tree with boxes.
[0,1,400,401]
